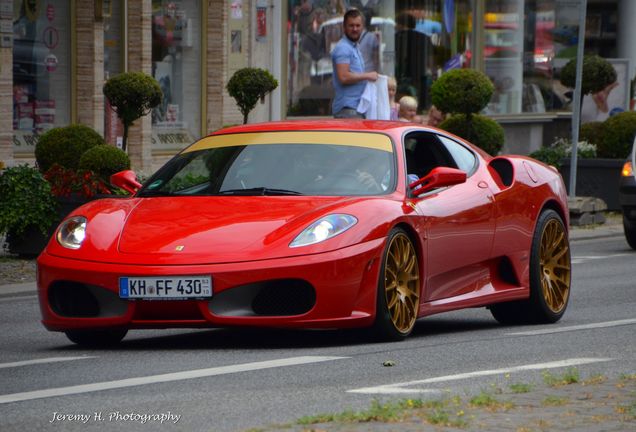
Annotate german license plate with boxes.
[119,276,212,299]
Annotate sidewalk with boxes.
[0,214,626,297]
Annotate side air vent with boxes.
[489,158,514,188]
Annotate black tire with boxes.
[65,329,128,347]
[623,214,636,250]
[490,209,571,325]
[373,227,421,341]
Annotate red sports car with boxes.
[37,120,571,346]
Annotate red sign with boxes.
[42,27,59,49]
[45,54,58,72]
[257,7,266,38]
[47,4,55,22]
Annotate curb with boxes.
[0,281,36,297]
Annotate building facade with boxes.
[0,0,632,171]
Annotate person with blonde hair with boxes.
[387,76,399,120]
[398,95,421,122]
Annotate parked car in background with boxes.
[619,137,636,249]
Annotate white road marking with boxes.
[0,356,96,370]
[0,356,347,404]
[506,318,636,336]
[571,254,630,264]
[348,358,612,394]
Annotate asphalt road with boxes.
[0,236,634,432]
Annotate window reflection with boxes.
[287,0,472,117]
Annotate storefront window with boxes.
[286,0,473,117]
[151,0,202,152]
[13,0,71,154]
[104,0,124,146]
[484,0,582,115]
[104,0,123,80]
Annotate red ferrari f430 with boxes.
[37,120,571,345]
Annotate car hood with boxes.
[52,195,390,264]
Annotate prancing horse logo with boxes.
[175,245,185,251]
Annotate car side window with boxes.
[437,135,477,174]
[404,132,457,179]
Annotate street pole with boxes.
[569,0,587,198]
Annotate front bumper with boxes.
[37,238,386,332]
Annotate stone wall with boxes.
[126,0,153,172]
[76,3,104,135]
[0,44,12,164]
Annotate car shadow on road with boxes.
[48,314,502,352]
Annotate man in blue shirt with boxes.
[331,8,378,118]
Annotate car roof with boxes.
[211,119,433,135]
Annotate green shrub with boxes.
[104,72,162,151]
[530,138,597,169]
[226,67,278,124]
[79,145,131,182]
[560,55,617,96]
[0,165,57,237]
[439,114,504,155]
[530,145,567,168]
[35,124,105,173]
[598,111,636,158]
[579,121,604,147]
[430,69,494,116]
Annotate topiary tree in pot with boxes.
[597,111,636,159]
[440,114,505,156]
[79,145,131,184]
[430,69,504,155]
[103,72,162,152]
[560,54,617,100]
[226,68,278,124]
[35,124,106,173]
[579,121,604,148]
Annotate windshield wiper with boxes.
[217,187,303,196]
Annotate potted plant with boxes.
[530,137,597,169]
[35,124,128,212]
[35,124,106,173]
[560,54,617,115]
[0,165,58,256]
[558,111,636,210]
[430,68,504,155]
[226,67,278,124]
[78,144,131,185]
[103,72,162,151]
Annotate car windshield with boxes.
[139,138,395,197]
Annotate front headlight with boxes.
[56,216,87,249]
[289,214,357,248]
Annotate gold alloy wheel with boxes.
[384,233,420,334]
[539,218,571,313]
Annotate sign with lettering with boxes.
[151,128,195,152]
[13,131,39,155]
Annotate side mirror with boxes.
[409,167,467,196]
[110,170,142,195]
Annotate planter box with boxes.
[558,158,623,211]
